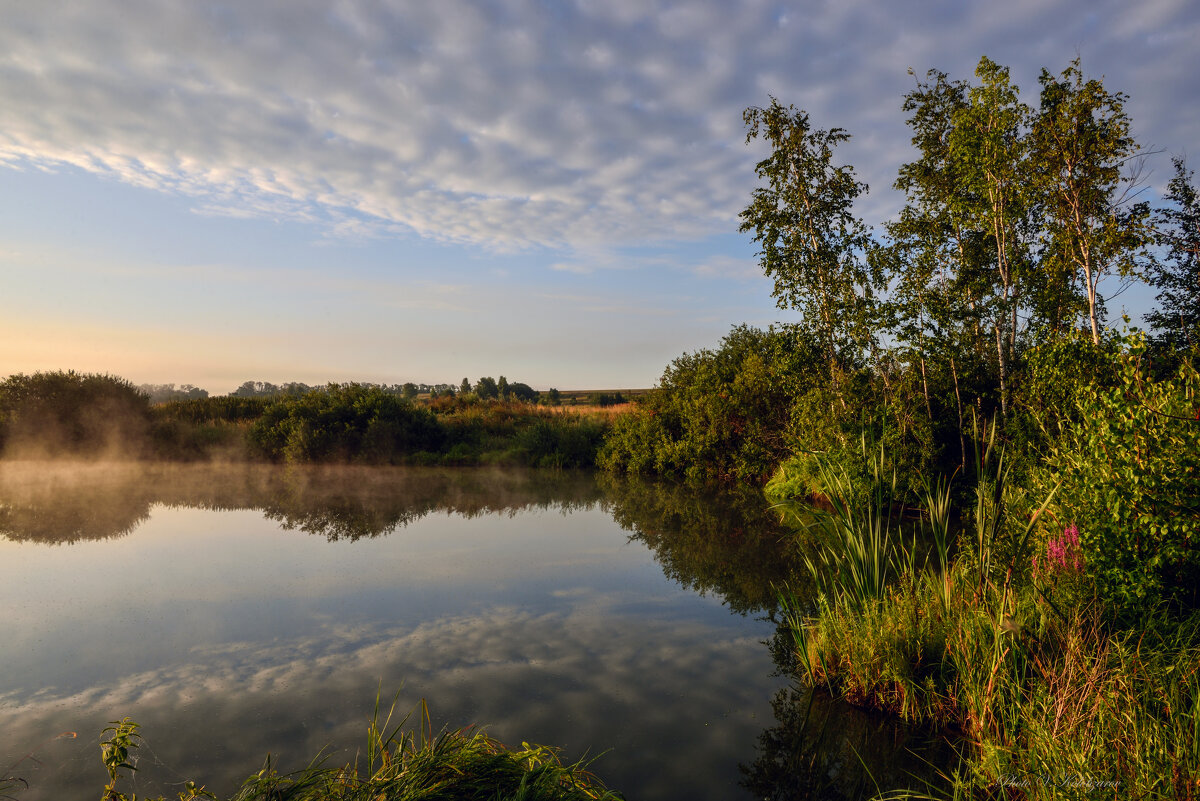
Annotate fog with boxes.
[0,462,602,544]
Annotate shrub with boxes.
[601,325,822,484]
[516,417,606,468]
[157,395,273,424]
[0,371,152,457]
[1033,334,1200,613]
[247,384,444,463]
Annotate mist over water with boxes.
[0,464,949,800]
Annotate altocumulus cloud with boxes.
[0,0,1196,253]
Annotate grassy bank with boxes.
[83,705,622,801]
[771,429,1200,798]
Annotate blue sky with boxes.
[1,0,1197,393]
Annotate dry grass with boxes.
[542,402,636,417]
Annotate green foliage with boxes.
[1008,332,1119,469]
[103,718,214,800]
[247,384,444,464]
[1034,334,1200,612]
[776,452,1200,799]
[474,376,499,400]
[767,365,942,505]
[139,383,209,404]
[514,418,606,469]
[507,382,539,403]
[1033,58,1153,345]
[158,396,273,424]
[789,441,915,614]
[739,98,881,374]
[100,717,141,801]
[587,392,625,407]
[1148,157,1200,351]
[600,325,820,484]
[230,380,313,398]
[430,399,609,469]
[92,707,621,801]
[0,371,152,457]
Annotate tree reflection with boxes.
[0,463,601,543]
[738,628,962,800]
[0,464,813,618]
[597,473,807,615]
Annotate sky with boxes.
[1,1,1197,393]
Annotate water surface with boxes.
[0,463,950,800]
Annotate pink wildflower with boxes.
[1043,524,1084,575]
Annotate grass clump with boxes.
[774,435,1200,799]
[96,703,622,801]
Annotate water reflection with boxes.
[599,474,805,615]
[0,464,795,801]
[0,463,602,543]
[0,463,952,800]
[1,603,780,801]
[736,631,960,800]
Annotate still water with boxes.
[0,463,949,800]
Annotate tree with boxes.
[886,68,988,445]
[1147,157,1200,350]
[945,57,1036,417]
[401,382,418,401]
[544,388,561,406]
[460,377,471,394]
[138,383,209,404]
[474,376,498,399]
[508,382,538,402]
[739,98,880,393]
[497,375,509,400]
[1032,58,1152,345]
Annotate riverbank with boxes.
[770,436,1200,798]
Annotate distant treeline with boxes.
[136,378,649,408]
[0,372,608,469]
[139,377,551,403]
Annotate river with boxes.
[0,463,951,800]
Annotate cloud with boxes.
[550,261,595,275]
[688,254,762,281]
[0,0,1195,256]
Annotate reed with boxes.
[775,437,1198,799]
[786,437,915,614]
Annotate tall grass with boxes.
[774,437,1199,798]
[774,437,915,615]
[95,702,623,801]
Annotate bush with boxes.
[247,384,444,463]
[601,325,822,484]
[516,418,606,468]
[1008,332,1121,468]
[0,371,152,457]
[589,392,625,407]
[157,395,273,424]
[1033,334,1200,613]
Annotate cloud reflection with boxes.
[0,604,782,801]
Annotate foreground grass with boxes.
[772,444,1200,799]
[782,569,1200,798]
[95,704,623,801]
